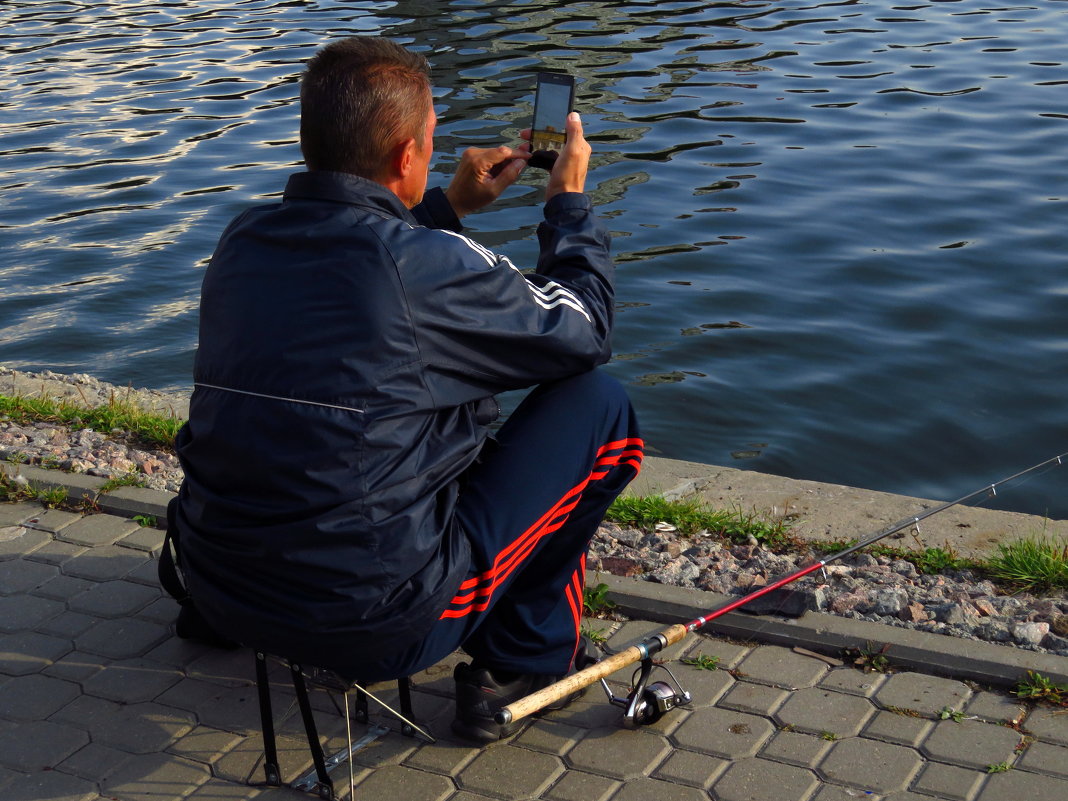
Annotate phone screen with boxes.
[531,73,574,154]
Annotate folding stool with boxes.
[252,652,423,800]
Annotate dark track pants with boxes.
[371,370,642,680]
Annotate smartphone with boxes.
[529,72,575,170]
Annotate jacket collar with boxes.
[283,171,417,224]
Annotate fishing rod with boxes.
[496,451,1068,730]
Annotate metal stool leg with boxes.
[291,663,335,800]
[254,652,281,787]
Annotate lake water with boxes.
[2,0,1066,519]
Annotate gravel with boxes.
[3,368,1066,658]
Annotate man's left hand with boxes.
[445,146,529,219]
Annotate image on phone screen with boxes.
[531,74,574,155]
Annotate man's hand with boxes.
[545,112,591,201]
[444,146,529,219]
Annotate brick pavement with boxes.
[1,501,1067,801]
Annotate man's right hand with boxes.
[545,112,591,201]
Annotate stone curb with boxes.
[5,459,1068,692]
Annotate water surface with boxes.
[2,0,1066,517]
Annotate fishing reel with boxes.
[597,655,692,728]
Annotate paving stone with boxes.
[184,777,262,800]
[125,556,165,586]
[0,503,39,527]
[37,610,97,639]
[118,525,165,553]
[58,514,140,547]
[75,617,170,659]
[136,595,181,625]
[350,763,453,801]
[912,761,986,801]
[0,630,73,675]
[143,636,214,669]
[0,768,98,801]
[58,741,133,782]
[1018,740,1068,779]
[166,725,245,766]
[818,667,886,697]
[1023,705,1068,747]
[774,687,877,737]
[512,718,586,756]
[61,544,149,581]
[81,657,183,703]
[68,580,159,618]
[814,786,888,800]
[22,537,86,566]
[350,729,421,768]
[459,744,563,799]
[22,507,82,533]
[100,751,211,800]
[964,690,1027,726]
[874,672,972,718]
[0,719,89,771]
[565,726,672,780]
[760,729,834,768]
[653,748,729,789]
[685,635,752,669]
[974,766,1068,801]
[718,679,790,716]
[735,644,829,689]
[543,769,620,801]
[673,659,735,708]
[672,707,775,759]
[818,738,924,795]
[0,526,50,560]
[403,737,480,776]
[920,718,1024,770]
[191,680,271,733]
[0,559,58,595]
[211,732,317,785]
[611,776,708,801]
[0,672,80,720]
[186,647,255,689]
[42,649,108,683]
[541,693,633,730]
[0,592,63,632]
[712,756,820,801]
[30,573,94,601]
[51,695,195,754]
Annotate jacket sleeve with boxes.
[397,192,614,400]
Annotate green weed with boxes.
[133,514,157,528]
[583,582,617,617]
[986,535,1068,593]
[606,494,796,550]
[1012,671,1068,708]
[680,654,720,671]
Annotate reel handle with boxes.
[496,623,689,726]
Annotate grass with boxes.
[0,392,182,450]
[680,654,720,671]
[605,494,796,550]
[986,535,1068,593]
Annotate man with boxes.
[172,36,642,742]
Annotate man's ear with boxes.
[391,137,417,180]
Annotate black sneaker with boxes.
[451,637,599,744]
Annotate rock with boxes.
[891,559,918,577]
[649,556,700,586]
[931,603,971,627]
[612,528,644,547]
[899,602,928,623]
[1012,621,1050,647]
[975,621,1012,642]
[599,557,644,578]
[971,599,997,617]
[868,588,909,616]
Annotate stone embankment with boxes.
[2,367,1066,657]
